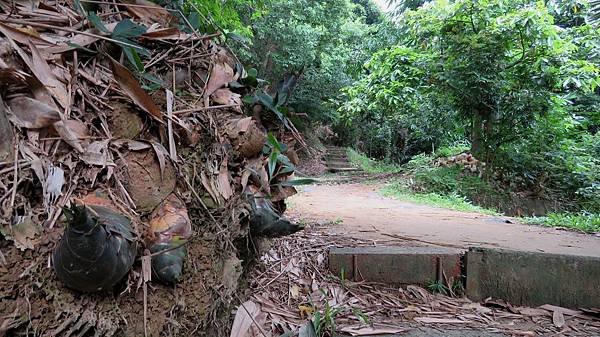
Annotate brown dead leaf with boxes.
[271,185,297,202]
[80,140,114,166]
[553,311,566,328]
[45,23,119,54]
[0,22,54,47]
[121,0,175,26]
[0,96,13,161]
[201,171,220,205]
[229,119,265,158]
[28,41,69,109]
[205,62,235,97]
[414,317,470,324]
[52,121,85,153]
[217,158,234,200]
[289,285,300,300]
[1,215,41,251]
[339,326,407,336]
[62,119,89,144]
[540,304,582,317]
[236,117,253,133]
[212,88,242,106]
[142,28,188,41]
[518,307,550,317]
[109,57,163,123]
[150,141,169,179]
[230,301,265,337]
[0,68,28,83]
[112,139,151,151]
[8,96,61,128]
[149,194,192,242]
[407,285,431,301]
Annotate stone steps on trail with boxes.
[326,160,353,166]
[328,167,362,173]
[325,152,347,156]
[325,156,349,162]
[323,146,362,173]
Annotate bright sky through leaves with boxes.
[373,0,390,11]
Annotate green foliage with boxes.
[312,299,342,337]
[435,144,471,158]
[388,0,430,16]
[264,133,297,183]
[346,148,402,174]
[187,0,263,36]
[381,180,498,215]
[229,0,393,124]
[525,213,600,233]
[427,280,449,295]
[352,0,384,24]
[339,0,600,213]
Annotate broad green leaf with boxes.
[112,19,147,39]
[74,0,85,15]
[268,150,278,180]
[121,45,144,73]
[266,133,282,151]
[88,12,109,33]
[298,321,317,337]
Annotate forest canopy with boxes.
[196,0,599,214]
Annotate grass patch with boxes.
[524,213,600,233]
[381,180,498,215]
[346,149,402,174]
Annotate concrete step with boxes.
[329,246,462,285]
[325,155,348,161]
[326,161,354,166]
[328,165,358,171]
[328,167,362,173]
[326,152,347,156]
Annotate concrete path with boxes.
[289,183,600,258]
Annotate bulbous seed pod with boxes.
[148,194,192,285]
[248,192,300,238]
[53,197,137,292]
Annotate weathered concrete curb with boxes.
[465,247,600,308]
[329,246,600,308]
[329,246,463,286]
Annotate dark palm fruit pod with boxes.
[148,194,192,285]
[53,197,137,292]
[248,193,300,237]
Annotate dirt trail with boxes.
[289,182,600,257]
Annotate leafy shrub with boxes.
[525,213,600,233]
[381,180,497,215]
[346,148,402,174]
[434,142,470,158]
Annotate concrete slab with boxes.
[329,246,463,286]
[466,247,600,308]
[337,328,508,337]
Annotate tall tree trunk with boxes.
[483,111,497,166]
[471,112,485,159]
